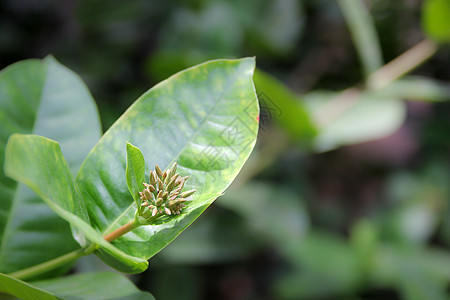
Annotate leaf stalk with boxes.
[7,243,97,281]
[8,219,142,280]
[103,219,141,242]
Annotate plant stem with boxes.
[103,219,140,242]
[338,0,383,77]
[367,39,438,90]
[8,220,141,280]
[8,244,97,281]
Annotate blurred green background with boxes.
[1,0,449,299]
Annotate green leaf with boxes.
[0,57,101,276]
[0,273,56,300]
[32,272,155,300]
[126,142,146,207]
[0,272,154,300]
[4,135,89,243]
[4,134,148,273]
[77,58,259,271]
[253,69,317,142]
[304,91,406,152]
[422,0,450,43]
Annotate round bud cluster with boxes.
[139,162,196,220]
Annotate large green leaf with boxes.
[422,0,450,43]
[0,272,154,300]
[0,273,56,300]
[0,57,101,276]
[76,58,259,270]
[32,272,155,300]
[4,134,148,273]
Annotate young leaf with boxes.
[0,56,101,276]
[76,58,259,270]
[126,142,146,207]
[4,134,148,273]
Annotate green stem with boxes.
[103,219,140,242]
[7,243,97,281]
[8,219,142,280]
[338,0,383,77]
[367,39,438,90]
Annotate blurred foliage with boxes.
[423,0,450,43]
[1,0,449,299]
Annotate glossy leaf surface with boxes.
[0,272,153,300]
[77,58,259,271]
[4,134,148,273]
[0,57,101,276]
[0,273,56,300]
[32,272,155,300]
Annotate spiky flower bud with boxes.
[155,164,163,178]
[149,171,157,185]
[179,189,197,198]
[157,178,164,190]
[152,206,158,217]
[155,197,163,206]
[137,162,196,222]
[166,174,179,192]
[168,162,177,179]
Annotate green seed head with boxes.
[137,162,196,222]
